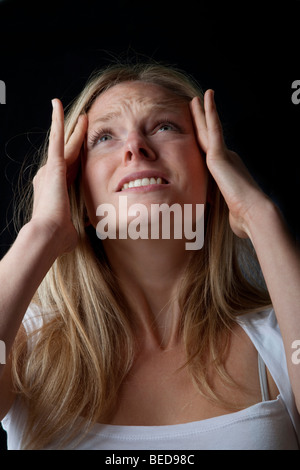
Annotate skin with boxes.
[82,82,208,344]
[0,80,299,426]
[83,82,208,223]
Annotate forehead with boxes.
[88,81,188,124]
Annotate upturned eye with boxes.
[98,134,112,143]
[153,120,180,135]
[157,124,174,132]
[89,128,114,147]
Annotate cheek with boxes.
[81,159,112,225]
[175,141,208,201]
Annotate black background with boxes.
[0,0,299,450]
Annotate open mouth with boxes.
[120,176,169,191]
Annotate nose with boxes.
[123,130,157,164]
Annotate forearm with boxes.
[0,220,61,361]
[246,199,300,407]
[0,98,82,381]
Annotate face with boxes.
[81,81,208,233]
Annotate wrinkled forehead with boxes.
[88,81,189,123]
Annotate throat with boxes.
[128,288,182,351]
[103,238,191,349]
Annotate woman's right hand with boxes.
[31,99,88,255]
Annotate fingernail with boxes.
[51,99,57,109]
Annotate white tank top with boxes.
[2,306,300,449]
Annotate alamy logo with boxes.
[0,340,6,364]
[291,80,300,105]
[291,340,300,365]
[96,196,205,250]
[0,80,6,104]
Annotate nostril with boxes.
[124,139,156,162]
[140,148,150,158]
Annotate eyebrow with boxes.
[90,96,187,126]
[94,110,121,124]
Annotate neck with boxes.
[103,238,191,350]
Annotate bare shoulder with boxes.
[229,322,279,401]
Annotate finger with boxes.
[48,98,65,163]
[189,96,208,152]
[204,90,226,154]
[65,114,88,186]
[65,114,88,166]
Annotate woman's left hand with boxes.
[190,91,271,239]
[191,91,300,415]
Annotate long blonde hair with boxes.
[12,61,271,449]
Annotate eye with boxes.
[98,134,112,143]
[154,120,178,134]
[157,123,174,132]
[89,128,113,147]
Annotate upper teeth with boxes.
[121,177,165,191]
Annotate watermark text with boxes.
[96,197,204,250]
[291,80,300,105]
[0,80,5,104]
[291,340,300,365]
[0,340,6,364]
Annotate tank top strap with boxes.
[258,352,269,401]
[238,307,300,442]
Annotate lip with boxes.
[116,170,170,192]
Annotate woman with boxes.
[0,62,299,449]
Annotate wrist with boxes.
[243,196,285,243]
[19,218,69,260]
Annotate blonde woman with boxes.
[0,63,299,449]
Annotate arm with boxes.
[190,91,300,411]
[0,220,66,365]
[0,220,64,420]
[245,199,300,409]
[0,100,87,417]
